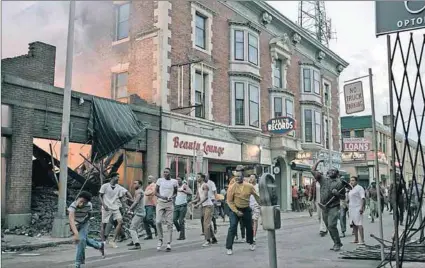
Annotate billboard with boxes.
[343,138,370,152]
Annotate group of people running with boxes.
[67,164,263,267]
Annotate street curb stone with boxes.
[2,239,73,251]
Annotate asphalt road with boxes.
[1,211,418,268]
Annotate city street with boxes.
[2,212,402,268]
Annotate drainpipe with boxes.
[158,106,163,177]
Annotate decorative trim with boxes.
[317,51,326,61]
[337,64,344,73]
[299,100,323,109]
[228,71,262,82]
[298,61,322,70]
[292,33,301,45]
[110,62,130,73]
[228,20,261,34]
[268,88,295,97]
[261,11,273,25]
[190,1,218,16]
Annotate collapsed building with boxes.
[1,41,162,233]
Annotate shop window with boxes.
[354,129,364,137]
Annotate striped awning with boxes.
[88,97,144,162]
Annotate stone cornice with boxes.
[190,1,217,16]
[228,20,261,34]
[228,71,262,82]
[268,87,295,97]
[299,100,323,109]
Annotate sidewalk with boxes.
[1,211,311,252]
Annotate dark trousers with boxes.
[236,216,245,239]
[292,197,300,212]
[392,201,405,225]
[173,204,187,238]
[340,207,347,234]
[226,207,253,250]
[323,206,342,246]
[143,205,157,237]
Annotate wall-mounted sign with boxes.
[296,152,313,160]
[264,116,296,135]
[166,132,241,161]
[241,144,261,163]
[273,166,280,174]
[344,81,365,114]
[343,138,370,152]
[342,152,367,162]
[376,1,425,36]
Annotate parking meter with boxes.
[259,173,281,230]
[259,173,280,268]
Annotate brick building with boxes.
[1,41,161,227]
[55,1,348,210]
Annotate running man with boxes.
[144,175,157,240]
[173,177,192,240]
[99,172,132,248]
[225,166,261,255]
[155,168,178,251]
[68,191,105,268]
[127,180,145,250]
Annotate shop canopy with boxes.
[88,97,144,162]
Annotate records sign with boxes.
[264,117,296,135]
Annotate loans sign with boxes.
[265,117,296,135]
[343,138,370,152]
[344,81,365,115]
[376,1,425,36]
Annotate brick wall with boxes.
[169,1,274,125]
[71,1,157,103]
[1,42,56,85]
[7,106,34,217]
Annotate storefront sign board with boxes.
[167,132,241,162]
[343,138,370,152]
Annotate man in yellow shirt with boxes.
[225,165,261,255]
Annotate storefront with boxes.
[165,132,242,192]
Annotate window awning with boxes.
[88,97,145,162]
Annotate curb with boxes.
[1,239,73,251]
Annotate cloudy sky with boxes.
[2,1,424,141]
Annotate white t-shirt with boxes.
[99,183,127,210]
[200,183,213,207]
[206,180,217,200]
[156,178,178,203]
[349,184,366,209]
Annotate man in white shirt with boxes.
[99,172,132,248]
[201,175,218,234]
[155,167,178,251]
[173,177,192,240]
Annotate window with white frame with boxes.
[112,72,128,100]
[115,3,130,41]
[235,82,245,125]
[195,13,206,49]
[274,97,283,117]
[314,111,321,143]
[230,27,260,66]
[304,110,313,142]
[324,117,330,149]
[302,67,321,95]
[303,108,322,144]
[194,71,207,118]
[232,80,260,128]
[191,4,212,54]
[248,34,258,65]
[324,82,331,107]
[274,59,283,88]
[286,99,294,136]
[234,30,244,61]
[249,85,259,127]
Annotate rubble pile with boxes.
[2,186,102,237]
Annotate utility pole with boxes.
[343,69,385,262]
[368,68,385,262]
[51,0,76,238]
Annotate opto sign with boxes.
[344,81,365,115]
[343,138,370,152]
[264,116,296,135]
[376,1,425,36]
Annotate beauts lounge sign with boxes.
[173,136,225,157]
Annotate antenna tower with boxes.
[298,1,336,47]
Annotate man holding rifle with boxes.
[311,160,346,251]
